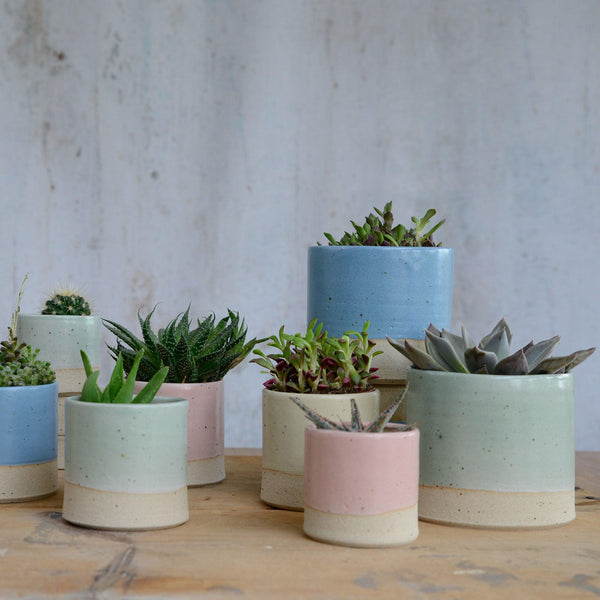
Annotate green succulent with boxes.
[1,274,55,387]
[104,306,259,384]
[388,319,596,375]
[79,349,168,403]
[320,202,445,247]
[251,319,381,394]
[291,389,409,433]
[42,287,91,315]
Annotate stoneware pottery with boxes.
[261,388,380,510]
[0,382,59,502]
[17,314,100,469]
[62,395,189,530]
[134,380,224,486]
[307,246,453,419]
[406,369,575,528]
[303,423,419,547]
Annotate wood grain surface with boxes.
[0,452,598,599]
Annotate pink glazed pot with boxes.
[303,424,419,547]
[134,381,224,486]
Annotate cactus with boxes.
[42,287,91,315]
[388,319,596,375]
[320,203,445,247]
[251,319,381,394]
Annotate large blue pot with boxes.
[307,246,453,339]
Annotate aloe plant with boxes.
[79,349,168,403]
[388,319,596,375]
[251,319,380,393]
[42,287,91,315]
[320,202,444,247]
[104,306,258,384]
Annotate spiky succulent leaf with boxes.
[464,346,498,374]
[425,330,469,373]
[387,337,444,371]
[523,336,561,372]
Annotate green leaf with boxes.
[80,370,101,403]
[105,353,125,402]
[80,349,94,378]
[113,350,144,403]
[132,366,169,404]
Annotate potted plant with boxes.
[16,286,100,469]
[1,275,58,503]
[251,319,381,510]
[389,319,596,528]
[103,306,259,486]
[292,392,419,547]
[308,203,453,418]
[62,349,189,530]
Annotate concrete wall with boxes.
[1,0,598,449]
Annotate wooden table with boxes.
[1,451,598,599]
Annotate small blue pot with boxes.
[307,246,453,339]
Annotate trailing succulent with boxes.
[320,202,445,247]
[104,306,259,384]
[42,287,91,315]
[251,319,380,394]
[388,318,596,375]
[0,275,55,387]
[79,349,168,404]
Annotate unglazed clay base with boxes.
[419,486,575,529]
[304,504,419,547]
[62,481,189,530]
[261,469,304,511]
[0,460,58,503]
[188,455,225,487]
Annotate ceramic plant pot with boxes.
[307,246,453,419]
[303,424,419,547]
[17,314,100,469]
[134,380,224,486]
[62,396,189,530]
[0,382,58,503]
[261,388,380,510]
[406,370,576,529]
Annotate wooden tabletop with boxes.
[1,451,598,599]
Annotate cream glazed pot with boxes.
[134,381,224,486]
[261,388,380,510]
[303,424,419,547]
[406,370,576,529]
[62,396,189,531]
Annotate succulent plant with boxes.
[251,319,381,393]
[0,275,55,387]
[42,287,91,315]
[291,389,410,433]
[104,306,259,384]
[388,318,596,375]
[320,203,445,247]
[79,349,168,403]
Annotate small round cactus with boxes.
[42,287,91,316]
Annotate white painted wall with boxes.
[1,0,598,449]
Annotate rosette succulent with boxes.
[388,318,595,375]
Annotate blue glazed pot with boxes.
[307,246,453,339]
[0,382,59,502]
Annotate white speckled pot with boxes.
[303,424,419,547]
[261,388,380,510]
[406,370,575,529]
[62,395,189,530]
[17,314,100,469]
[134,380,225,486]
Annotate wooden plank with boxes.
[0,454,598,599]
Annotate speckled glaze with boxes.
[0,382,58,502]
[261,388,380,510]
[303,424,419,547]
[406,370,575,528]
[307,246,453,339]
[62,395,189,530]
[134,380,225,486]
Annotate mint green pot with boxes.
[406,370,575,528]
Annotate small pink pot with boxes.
[303,424,419,547]
[134,381,224,486]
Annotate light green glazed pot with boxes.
[62,396,189,530]
[406,369,575,529]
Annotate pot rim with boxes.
[19,313,99,321]
[407,368,574,382]
[135,379,223,388]
[308,245,453,253]
[0,381,58,393]
[65,395,187,408]
[262,387,379,397]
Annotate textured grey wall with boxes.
[1,0,598,449]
